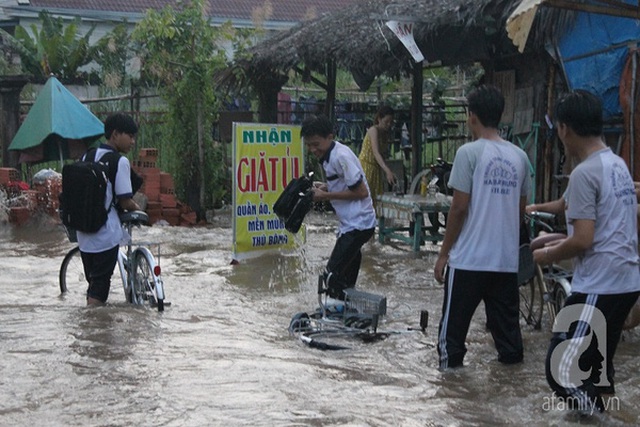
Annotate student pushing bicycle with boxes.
[61,113,141,307]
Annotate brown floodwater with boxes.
[0,210,638,426]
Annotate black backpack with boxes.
[273,172,313,233]
[60,149,120,233]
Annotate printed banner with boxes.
[385,20,424,63]
[232,123,304,260]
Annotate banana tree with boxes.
[2,11,95,82]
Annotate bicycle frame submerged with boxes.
[117,211,165,311]
[116,241,165,308]
[59,210,166,311]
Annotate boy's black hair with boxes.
[300,115,334,139]
[467,85,504,129]
[104,113,138,139]
[553,90,603,137]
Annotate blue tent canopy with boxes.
[8,76,104,165]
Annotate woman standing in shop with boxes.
[358,105,397,209]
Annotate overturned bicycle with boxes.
[288,274,428,350]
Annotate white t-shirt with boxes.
[565,147,640,294]
[77,146,133,253]
[321,141,376,235]
[447,138,531,272]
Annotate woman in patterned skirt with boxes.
[358,105,397,209]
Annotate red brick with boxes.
[0,168,20,185]
[160,193,177,208]
[160,172,174,192]
[180,212,197,225]
[9,207,30,226]
[139,148,159,162]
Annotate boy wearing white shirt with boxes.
[77,113,141,306]
[301,115,376,300]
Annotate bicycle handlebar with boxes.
[524,211,557,234]
[527,211,556,222]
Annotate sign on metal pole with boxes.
[231,122,305,261]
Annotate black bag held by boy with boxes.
[60,149,120,233]
[282,191,313,234]
[274,172,313,233]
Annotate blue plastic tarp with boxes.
[557,7,640,119]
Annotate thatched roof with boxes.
[225,0,575,91]
[7,0,363,26]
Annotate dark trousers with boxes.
[325,227,375,299]
[545,291,640,411]
[438,267,523,369]
[80,245,119,303]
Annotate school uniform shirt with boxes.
[565,147,640,294]
[77,145,133,253]
[321,141,377,235]
[447,138,531,273]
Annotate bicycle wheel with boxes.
[131,248,165,312]
[409,169,446,230]
[59,246,83,294]
[434,170,450,227]
[553,281,568,317]
[408,169,433,195]
[519,266,544,330]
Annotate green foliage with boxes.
[7,11,95,82]
[92,23,131,89]
[207,143,231,208]
[131,0,245,213]
[0,46,21,75]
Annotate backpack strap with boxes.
[84,148,121,208]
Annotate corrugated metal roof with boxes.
[8,0,362,22]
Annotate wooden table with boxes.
[376,193,451,252]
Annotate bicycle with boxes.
[288,274,429,350]
[407,158,452,231]
[518,211,571,330]
[521,210,640,334]
[59,210,166,311]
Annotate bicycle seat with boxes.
[119,210,149,226]
[530,233,566,251]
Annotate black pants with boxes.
[545,291,640,412]
[324,227,375,299]
[437,267,523,369]
[80,245,119,303]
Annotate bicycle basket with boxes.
[343,288,387,317]
[518,243,535,285]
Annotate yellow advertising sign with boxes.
[232,122,304,260]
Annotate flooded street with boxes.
[1,211,639,426]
